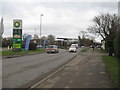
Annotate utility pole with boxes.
[40,14,44,46]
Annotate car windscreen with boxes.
[70,46,76,48]
[48,46,54,48]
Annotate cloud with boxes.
[2,2,118,42]
[1,0,120,2]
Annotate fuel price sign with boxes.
[13,19,22,51]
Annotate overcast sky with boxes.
[0,0,119,42]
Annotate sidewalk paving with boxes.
[36,49,113,88]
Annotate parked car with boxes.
[69,46,77,52]
[46,45,59,53]
[81,46,84,47]
[37,45,42,48]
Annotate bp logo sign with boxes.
[14,21,20,28]
[13,19,22,29]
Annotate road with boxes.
[2,49,80,88]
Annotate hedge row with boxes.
[113,34,120,59]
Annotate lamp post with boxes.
[40,14,44,46]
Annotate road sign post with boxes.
[13,19,22,51]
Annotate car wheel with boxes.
[47,52,50,54]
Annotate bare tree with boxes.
[79,30,89,46]
[79,31,88,39]
[87,13,118,41]
[47,34,55,45]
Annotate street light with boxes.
[40,14,44,46]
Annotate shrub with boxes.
[29,43,37,50]
[114,35,120,59]
[105,40,114,56]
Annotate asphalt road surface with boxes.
[2,49,80,88]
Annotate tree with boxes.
[79,31,88,39]
[41,36,47,46]
[23,33,29,41]
[87,13,118,41]
[47,34,55,45]
[113,16,120,58]
[79,31,89,46]
[34,34,39,39]
[2,37,12,47]
[0,17,4,47]
[87,13,118,56]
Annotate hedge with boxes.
[113,34,120,59]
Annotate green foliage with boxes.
[102,56,119,88]
[105,40,114,56]
[105,41,108,52]
[114,35,120,59]
[0,51,2,56]
[2,38,12,47]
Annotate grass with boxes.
[95,48,107,53]
[2,48,46,56]
[100,50,107,53]
[0,51,1,56]
[102,56,119,88]
[81,48,89,52]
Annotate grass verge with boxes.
[95,48,107,53]
[0,51,1,56]
[81,48,89,52]
[2,48,46,56]
[102,55,119,88]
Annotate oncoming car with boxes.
[46,45,59,53]
[69,46,77,52]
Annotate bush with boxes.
[114,35,120,59]
[105,40,114,56]
[105,41,109,52]
[29,43,37,50]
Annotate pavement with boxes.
[35,49,113,88]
